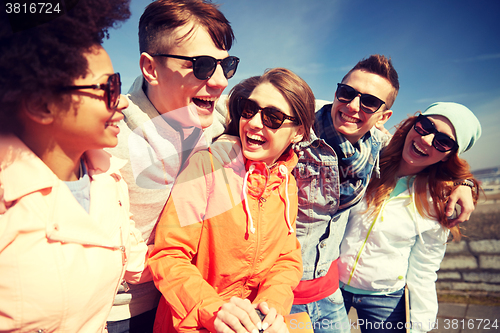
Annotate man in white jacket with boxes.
[105,0,238,331]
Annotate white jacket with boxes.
[104,75,227,321]
[339,179,449,333]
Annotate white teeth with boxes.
[195,97,216,102]
[341,113,359,123]
[413,142,427,155]
[247,133,266,143]
[106,121,119,127]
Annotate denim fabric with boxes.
[291,289,351,333]
[293,106,388,281]
[342,288,406,333]
[293,129,351,280]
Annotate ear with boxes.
[21,95,55,125]
[292,126,305,143]
[140,52,159,85]
[375,109,393,127]
[441,151,454,162]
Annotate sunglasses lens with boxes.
[414,116,433,136]
[360,96,382,113]
[221,57,239,79]
[434,134,456,152]
[261,109,285,129]
[336,84,384,113]
[108,73,121,109]
[336,85,356,103]
[239,98,286,129]
[193,56,217,80]
[240,99,258,119]
[415,115,456,152]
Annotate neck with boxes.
[396,161,425,178]
[20,130,83,181]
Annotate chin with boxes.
[199,113,214,129]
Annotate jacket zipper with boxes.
[346,194,410,285]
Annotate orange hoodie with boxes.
[149,141,303,332]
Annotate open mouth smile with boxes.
[193,97,215,110]
[340,112,360,123]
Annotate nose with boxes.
[346,95,361,113]
[206,63,228,90]
[421,133,434,146]
[116,94,129,111]
[247,110,264,128]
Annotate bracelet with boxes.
[454,179,475,189]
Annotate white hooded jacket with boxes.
[339,178,449,333]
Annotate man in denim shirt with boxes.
[289,55,399,332]
[290,54,476,332]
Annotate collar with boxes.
[0,135,126,202]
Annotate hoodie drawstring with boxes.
[243,164,294,234]
[243,165,256,234]
[279,165,294,234]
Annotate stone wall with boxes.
[436,202,500,296]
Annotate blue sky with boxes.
[103,0,500,172]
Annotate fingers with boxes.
[210,136,244,171]
[256,303,288,333]
[448,203,473,227]
[445,193,459,218]
[215,297,261,333]
[447,185,475,227]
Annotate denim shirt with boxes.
[293,104,389,281]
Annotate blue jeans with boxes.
[291,289,351,333]
[106,308,156,333]
[342,288,406,333]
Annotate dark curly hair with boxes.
[0,0,131,134]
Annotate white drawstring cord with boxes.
[243,164,256,234]
[279,165,294,234]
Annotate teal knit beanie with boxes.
[422,102,482,155]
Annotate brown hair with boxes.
[139,0,235,54]
[342,54,399,109]
[364,115,480,240]
[225,68,316,141]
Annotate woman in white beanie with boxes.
[338,102,481,333]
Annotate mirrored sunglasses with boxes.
[335,83,386,114]
[152,54,240,80]
[238,97,300,129]
[62,73,121,110]
[414,114,458,152]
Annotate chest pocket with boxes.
[294,162,339,215]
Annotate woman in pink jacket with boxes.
[149,68,316,333]
[0,1,150,332]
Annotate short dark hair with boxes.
[138,0,235,54]
[342,54,399,109]
[0,0,130,134]
[226,68,316,141]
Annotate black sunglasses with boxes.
[62,73,121,110]
[238,97,300,130]
[414,114,458,152]
[335,83,386,114]
[151,54,240,80]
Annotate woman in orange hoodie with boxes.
[149,68,316,333]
